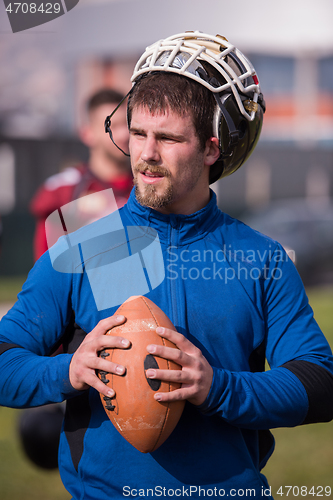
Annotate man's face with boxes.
[129,106,212,215]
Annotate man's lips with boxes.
[139,169,165,184]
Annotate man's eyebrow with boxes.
[129,126,186,141]
[129,126,145,134]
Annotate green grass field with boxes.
[0,278,332,499]
[264,286,333,498]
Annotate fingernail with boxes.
[116,315,125,321]
[107,389,114,397]
[116,365,124,375]
[156,327,164,335]
[121,339,130,347]
[155,393,162,401]
[146,369,155,378]
[147,344,156,353]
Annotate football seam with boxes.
[140,296,171,452]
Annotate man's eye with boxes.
[161,136,177,143]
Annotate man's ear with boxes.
[204,137,221,166]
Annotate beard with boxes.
[133,164,173,209]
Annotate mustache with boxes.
[134,163,171,178]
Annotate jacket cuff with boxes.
[54,353,82,399]
[195,366,225,415]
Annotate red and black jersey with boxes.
[30,164,133,260]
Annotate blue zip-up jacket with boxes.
[1,189,333,499]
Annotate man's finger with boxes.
[146,343,190,367]
[153,388,186,403]
[155,326,201,355]
[88,315,126,339]
[94,356,126,376]
[86,372,116,399]
[146,368,188,384]
[96,334,131,352]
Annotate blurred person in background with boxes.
[17,88,132,470]
[30,88,133,261]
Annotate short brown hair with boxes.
[127,72,216,150]
[87,88,125,112]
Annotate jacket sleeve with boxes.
[198,244,333,429]
[0,252,79,408]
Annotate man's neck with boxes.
[150,192,211,216]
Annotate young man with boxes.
[1,32,333,499]
[30,88,133,260]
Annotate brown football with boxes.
[98,295,185,453]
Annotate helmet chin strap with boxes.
[104,76,149,157]
[212,93,239,158]
[198,71,239,159]
[104,88,133,158]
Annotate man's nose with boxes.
[141,137,160,163]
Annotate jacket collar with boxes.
[124,187,221,246]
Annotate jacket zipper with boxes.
[169,223,179,329]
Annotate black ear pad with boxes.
[209,93,264,183]
[209,158,225,185]
[212,93,239,155]
[212,102,223,147]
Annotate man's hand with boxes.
[69,315,130,398]
[145,327,213,406]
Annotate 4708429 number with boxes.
[276,486,331,497]
[5,3,61,14]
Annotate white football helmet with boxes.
[131,31,265,182]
